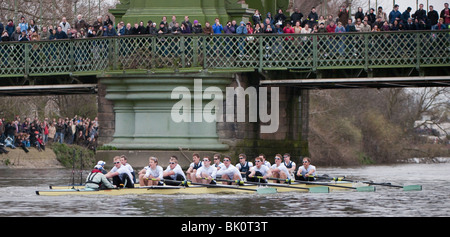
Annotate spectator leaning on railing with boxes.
[0,3,449,43]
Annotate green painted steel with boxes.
[0,31,449,78]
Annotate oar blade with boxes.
[356,186,376,192]
[308,186,330,193]
[403,185,422,191]
[256,187,277,194]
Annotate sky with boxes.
[368,0,448,13]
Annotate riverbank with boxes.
[1,147,449,169]
[0,148,63,168]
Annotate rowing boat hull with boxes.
[37,181,368,196]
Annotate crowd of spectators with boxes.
[0,115,99,154]
[0,3,449,43]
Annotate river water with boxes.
[0,162,449,218]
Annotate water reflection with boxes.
[1,162,449,217]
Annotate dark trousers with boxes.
[112,174,134,188]
[163,174,185,186]
[247,171,267,183]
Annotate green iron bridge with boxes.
[1,30,449,157]
[0,30,449,96]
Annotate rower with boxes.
[120,155,136,183]
[163,156,187,186]
[282,153,296,178]
[248,156,272,183]
[297,157,316,181]
[105,156,135,188]
[140,156,164,186]
[259,153,271,167]
[186,153,202,183]
[270,154,291,183]
[216,155,243,185]
[213,153,223,170]
[196,155,217,184]
[86,164,115,190]
[235,153,253,180]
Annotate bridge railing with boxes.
[0,30,449,77]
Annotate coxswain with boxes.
[85,164,116,190]
[96,160,107,174]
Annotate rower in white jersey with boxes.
[297,157,316,181]
[259,153,271,167]
[105,156,135,188]
[216,155,243,185]
[140,156,164,186]
[270,154,291,183]
[120,155,136,183]
[248,156,272,183]
[196,155,217,184]
[163,156,187,186]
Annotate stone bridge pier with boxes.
[96,72,309,168]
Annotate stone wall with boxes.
[95,72,309,165]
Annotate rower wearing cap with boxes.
[235,153,253,179]
[297,157,316,181]
[196,155,217,184]
[248,156,272,183]
[105,156,135,188]
[216,155,243,185]
[85,164,115,190]
[163,156,187,186]
[270,154,291,183]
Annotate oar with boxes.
[293,179,376,192]
[246,179,330,193]
[145,178,276,194]
[265,176,293,184]
[321,176,422,191]
[191,180,276,194]
[217,178,329,193]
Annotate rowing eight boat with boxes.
[37,181,372,196]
